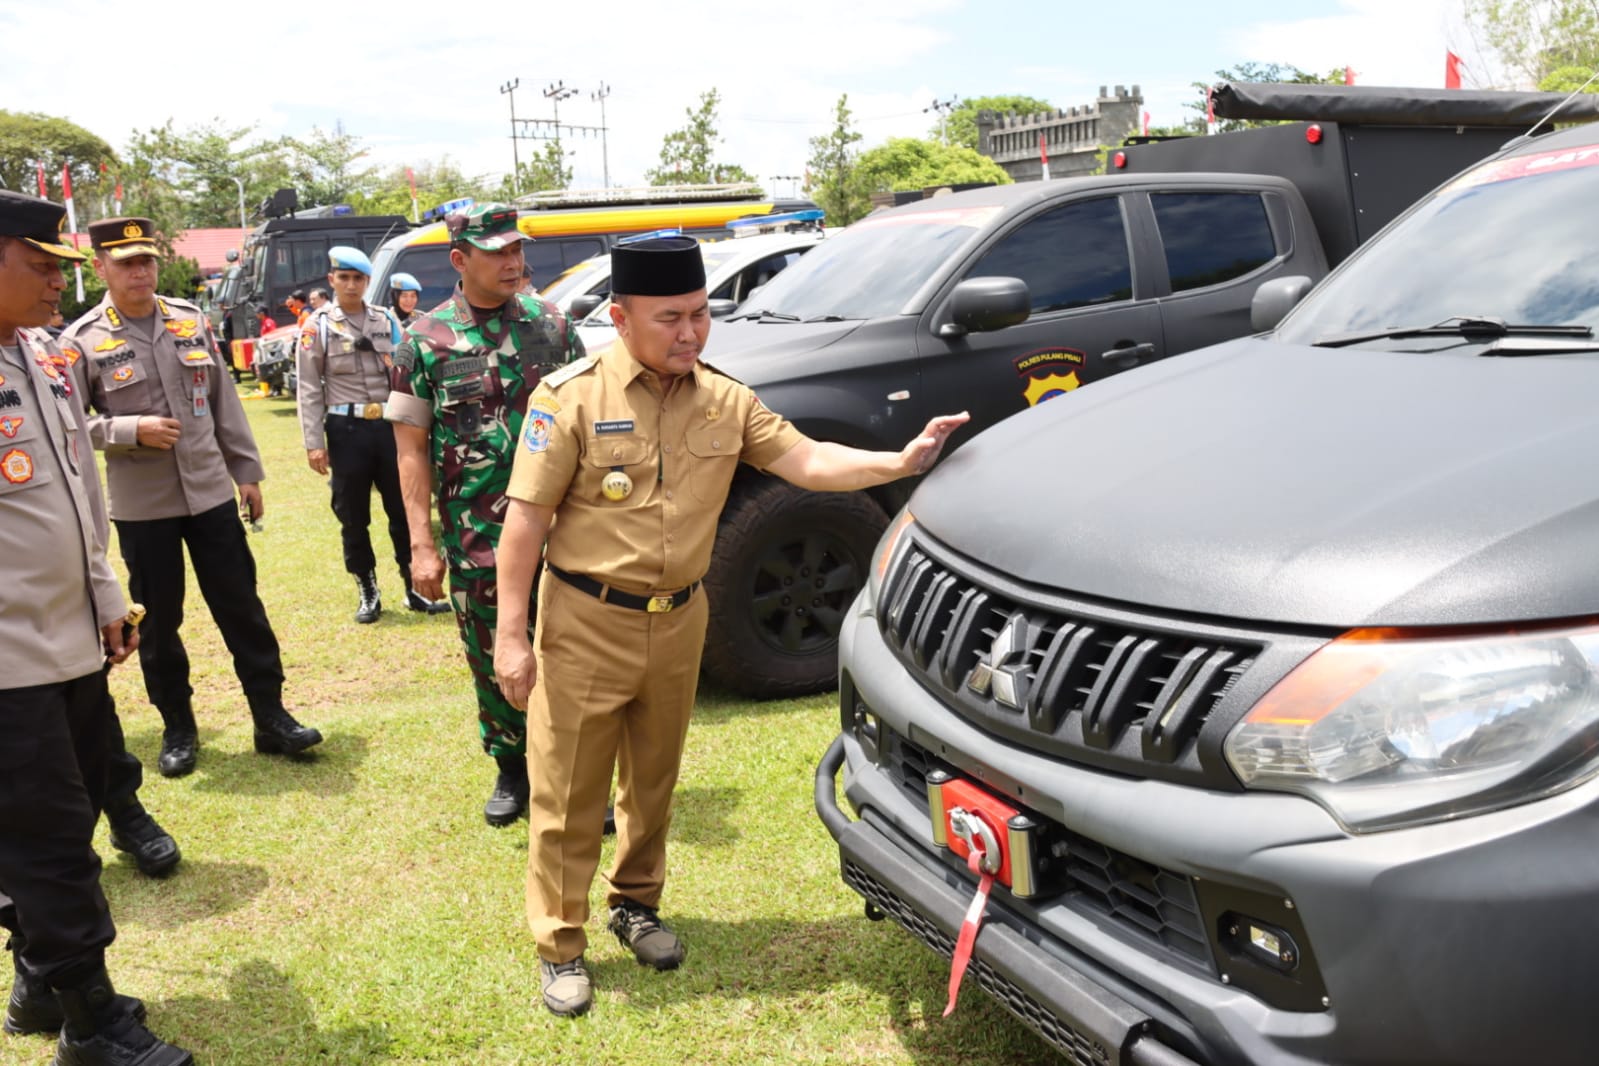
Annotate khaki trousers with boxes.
[525,572,708,963]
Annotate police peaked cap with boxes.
[89,217,160,260]
[610,237,706,297]
[327,246,372,276]
[0,190,87,261]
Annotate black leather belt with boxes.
[547,564,699,613]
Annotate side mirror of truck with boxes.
[1251,276,1314,332]
[939,276,1031,338]
[568,293,604,320]
[225,249,239,263]
[708,299,739,319]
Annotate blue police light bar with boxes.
[727,209,825,231]
[332,205,354,216]
[421,197,475,222]
[615,228,684,245]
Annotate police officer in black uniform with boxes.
[0,189,191,1065]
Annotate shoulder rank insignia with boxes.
[543,355,597,389]
[93,336,127,353]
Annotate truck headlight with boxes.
[863,509,916,615]
[1224,621,1599,832]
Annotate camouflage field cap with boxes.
[446,203,528,251]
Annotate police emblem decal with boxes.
[1,448,34,484]
[523,409,554,454]
[0,416,22,438]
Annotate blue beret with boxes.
[328,245,372,275]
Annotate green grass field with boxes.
[1,387,1057,1066]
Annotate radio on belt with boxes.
[926,768,1063,899]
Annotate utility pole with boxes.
[544,81,578,157]
[591,82,612,189]
[924,97,959,145]
[501,79,521,192]
[771,174,801,198]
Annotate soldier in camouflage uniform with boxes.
[387,204,584,826]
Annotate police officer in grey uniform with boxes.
[297,246,448,622]
[0,190,191,1065]
[65,217,323,778]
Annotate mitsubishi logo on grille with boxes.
[966,612,1031,709]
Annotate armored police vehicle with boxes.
[699,83,1599,699]
[816,102,1599,1065]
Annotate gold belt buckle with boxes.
[646,595,675,614]
[362,402,384,420]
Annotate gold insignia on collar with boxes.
[705,406,720,420]
[105,307,122,328]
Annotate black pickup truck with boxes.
[700,84,1563,698]
[816,97,1599,1064]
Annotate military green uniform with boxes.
[386,284,583,756]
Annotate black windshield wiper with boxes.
[1313,316,1594,348]
[804,314,849,323]
[726,308,801,323]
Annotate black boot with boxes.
[155,704,197,779]
[354,570,381,624]
[484,753,528,827]
[400,565,450,615]
[104,798,181,878]
[52,965,189,1066]
[5,937,145,1037]
[250,704,323,757]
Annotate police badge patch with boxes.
[523,409,554,454]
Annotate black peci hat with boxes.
[610,236,706,297]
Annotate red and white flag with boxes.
[1446,50,1464,89]
[1142,110,1151,136]
[36,162,46,199]
[61,164,84,301]
[1038,133,1050,181]
[1344,66,1356,86]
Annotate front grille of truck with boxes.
[879,537,1262,788]
[882,728,1212,969]
[843,859,1113,1066]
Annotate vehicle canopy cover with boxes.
[1210,81,1599,126]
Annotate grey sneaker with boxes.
[540,956,592,1017]
[608,900,685,971]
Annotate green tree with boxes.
[286,124,375,208]
[1466,0,1599,85]
[0,111,117,216]
[946,94,1054,152]
[804,94,869,226]
[1186,62,1347,133]
[647,89,756,186]
[497,142,575,201]
[124,119,292,230]
[353,158,494,219]
[854,138,1011,195]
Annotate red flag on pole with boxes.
[1142,111,1150,136]
[61,164,84,301]
[1445,50,1464,89]
[1344,66,1356,86]
[1038,133,1050,181]
[1205,88,1216,134]
[36,163,47,199]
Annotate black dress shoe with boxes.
[4,935,145,1037]
[484,756,528,827]
[251,706,323,756]
[156,732,197,778]
[106,807,181,878]
[405,588,451,614]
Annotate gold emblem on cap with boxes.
[602,470,633,501]
[123,222,144,239]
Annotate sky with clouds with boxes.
[2,0,1494,202]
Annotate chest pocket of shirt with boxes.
[684,421,743,504]
[327,331,360,375]
[0,415,56,498]
[98,361,153,414]
[582,434,653,503]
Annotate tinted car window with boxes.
[561,239,603,268]
[1152,193,1276,292]
[291,241,326,287]
[391,247,460,312]
[1278,147,1599,345]
[968,197,1132,313]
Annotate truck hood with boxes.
[912,337,1599,628]
[702,318,868,387]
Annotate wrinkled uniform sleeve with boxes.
[385,328,432,429]
[63,316,142,449]
[736,382,803,470]
[506,383,580,507]
[295,313,328,450]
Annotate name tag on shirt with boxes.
[594,419,635,435]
